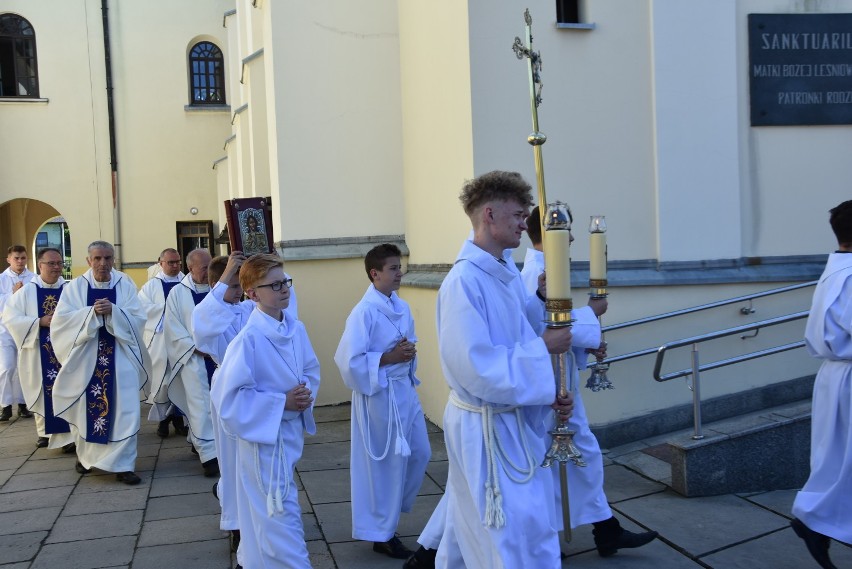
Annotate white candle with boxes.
[589,232,607,281]
[543,228,572,300]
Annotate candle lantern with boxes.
[514,10,584,543]
[542,202,574,326]
[588,215,607,298]
[586,215,613,391]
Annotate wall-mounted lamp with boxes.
[189,207,199,216]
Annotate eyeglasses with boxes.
[255,279,293,292]
[39,261,63,267]
[162,260,181,265]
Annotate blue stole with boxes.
[160,280,180,299]
[190,288,217,385]
[37,285,71,434]
[85,285,117,444]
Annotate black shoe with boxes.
[116,471,141,485]
[202,458,220,478]
[373,535,414,559]
[62,442,76,454]
[156,418,170,438]
[190,445,199,455]
[230,529,241,553]
[593,517,658,558]
[402,545,437,568]
[0,405,11,421]
[172,415,189,436]
[791,518,837,569]
[75,461,90,474]
[17,404,33,418]
[212,481,219,500]
[36,436,49,448]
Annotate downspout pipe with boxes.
[101,0,122,267]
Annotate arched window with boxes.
[189,41,225,105]
[0,14,39,97]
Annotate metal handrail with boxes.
[598,281,816,366]
[602,281,816,333]
[653,311,809,381]
[594,281,816,439]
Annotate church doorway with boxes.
[0,198,71,276]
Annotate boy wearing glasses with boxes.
[193,251,299,559]
[334,244,431,559]
[211,253,318,569]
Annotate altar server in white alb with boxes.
[193,252,249,557]
[334,244,430,559]
[791,199,852,569]
[194,252,299,560]
[163,248,220,477]
[0,245,36,422]
[2,248,74,450]
[138,247,186,437]
[432,171,576,568]
[406,216,648,568]
[51,241,150,485]
[520,206,657,558]
[211,253,319,569]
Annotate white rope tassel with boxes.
[258,430,291,518]
[450,392,537,529]
[482,405,506,528]
[395,432,411,457]
[389,378,411,457]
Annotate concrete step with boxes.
[606,399,812,497]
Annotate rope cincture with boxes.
[354,372,411,461]
[449,391,538,529]
[254,428,290,517]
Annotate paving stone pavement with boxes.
[1,403,850,568]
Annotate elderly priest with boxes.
[51,241,151,485]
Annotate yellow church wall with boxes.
[0,0,232,271]
[107,0,232,265]
[0,1,114,265]
[260,0,405,242]
[397,0,477,264]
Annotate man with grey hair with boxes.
[138,247,187,437]
[164,248,219,477]
[51,240,151,485]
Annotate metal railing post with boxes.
[691,344,704,440]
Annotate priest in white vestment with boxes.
[334,244,430,559]
[51,241,150,484]
[138,247,185,434]
[211,253,319,569]
[163,248,219,477]
[0,245,36,421]
[2,247,74,450]
[791,200,852,569]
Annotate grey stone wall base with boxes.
[591,375,815,449]
[669,418,810,497]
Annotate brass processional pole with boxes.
[512,9,586,544]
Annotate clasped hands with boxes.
[285,382,314,412]
[92,298,112,315]
[381,337,417,365]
